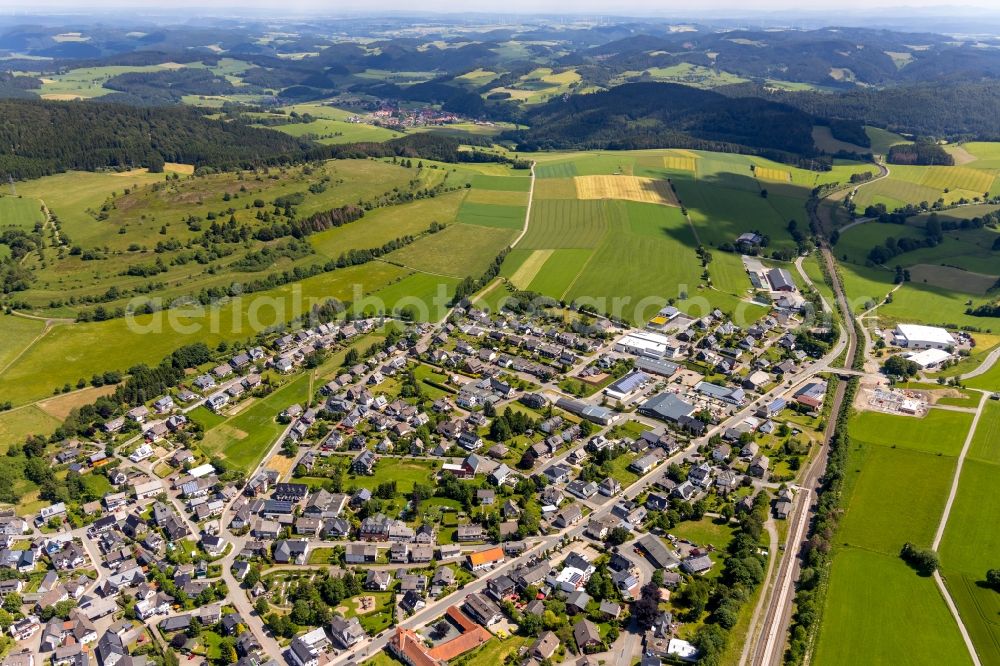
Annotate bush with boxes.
[900,542,939,576]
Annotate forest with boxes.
[509,82,831,159]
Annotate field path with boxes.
[929,389,988,666]
[509,161,536,248]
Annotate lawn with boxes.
[455,635,533,666]
[349,459,438,494]
[335,590,396,634]
[848,409,972,457]
[814,549,973,666]
[671,517,736,552]
[187,405,228,431]
[200,373,312,470]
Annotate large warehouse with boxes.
[893,324,955,350]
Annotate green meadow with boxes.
[848,409,972,457]
[0,196,46,228]
[0,261,409,407]
[815,409,972,666]
[815,549,973,666]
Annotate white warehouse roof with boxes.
[905,348,952,368]
[895,324,955,346]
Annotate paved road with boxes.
[960,346,1000,382]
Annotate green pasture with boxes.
[849,409,972,457]
[0,261,407,406]
[310,191,465,260]
[837,442,955,553]
[0,315,47,376]
[386,223,517,279]
[269,118,403,144]
[814,549,973,666]
[357,272,459,321]
[0,196,45,228]
[456,201,526,230]
[0,406,61,453]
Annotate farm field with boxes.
[310,191,466,260]
[0,406,61,453]
[836,442,955,552]
[357,272,459,321]
[816,408,973,666]
[518,199,619,249]
[0,261,408,407]
[386,223,517,278]
[267,117,404,144]
[500,149,821,321]
[574,175,679,205]
[0,196,45,228]
[938,457,1000,666]
[814,549,973,666]
[0,315,48,376]
[848,409,972,457]
[968,401,1000,463]
[456,201,526,229]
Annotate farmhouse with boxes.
[893,324,955,350]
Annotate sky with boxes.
[2,0,997,14]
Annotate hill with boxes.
[0,99,307,179]
[508,82,829,158]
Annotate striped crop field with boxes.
[754,166,792,182]
[574,175,678,205]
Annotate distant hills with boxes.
[509,82,828,158]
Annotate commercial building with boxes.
[893,324,955,350]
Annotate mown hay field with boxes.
[574,175,678,206]
[754,166,792,182]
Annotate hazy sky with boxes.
[3,0,997,14]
